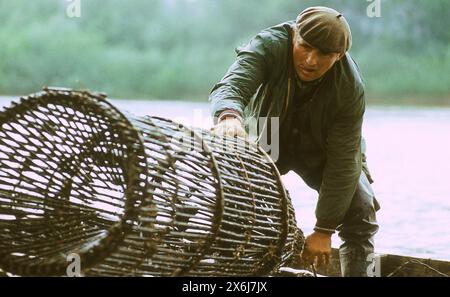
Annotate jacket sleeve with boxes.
[314,91,365,233]
[209,33,272,123]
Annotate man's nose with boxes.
[305,51,318,67]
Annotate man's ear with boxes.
[291,26,297,45]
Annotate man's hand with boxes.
[210,117,246,138]
[301,231,332,268]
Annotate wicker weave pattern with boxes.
[0,88,304,276]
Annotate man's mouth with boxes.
[300,65,316,73]
[299,66,316,77]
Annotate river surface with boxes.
[1,96,449,261]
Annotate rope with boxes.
[387,259,449,277]
[310,264,318,277]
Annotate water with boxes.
[1,96,449,261]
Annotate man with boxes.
[209,6,380,277]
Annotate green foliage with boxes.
[0,0,449,104]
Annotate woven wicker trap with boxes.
[0,88,304,276]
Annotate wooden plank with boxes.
[1,249,449,277]
[380,253,450,277]
[293,248,450,277]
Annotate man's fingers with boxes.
[313,256,319,268]
[302,249,331,268]
[210,124,246,138]
[211,125,232,137]
[317,253,330,267]
[300,249,310,263]
[318,254,328,268]
[210,125,221,135]
[225,126,235,137]
[320,254,326,267]
[324,253,330,265]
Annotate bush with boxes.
[0,0,449,104]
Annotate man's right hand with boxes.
[301,231,332,268]
[210,117,246,138]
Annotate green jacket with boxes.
[209,21,367,229]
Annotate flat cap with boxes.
[296,6,352,54]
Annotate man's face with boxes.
[292,30,343,82]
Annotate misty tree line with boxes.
[0,0,449,103]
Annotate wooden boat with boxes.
[1,248,448,277]
[292,248,450,277]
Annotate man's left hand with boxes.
[301,231,332,267]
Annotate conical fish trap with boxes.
[0,88,304,276]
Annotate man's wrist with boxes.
[217,109,243,124]
[313,226,335,235]
[314,219,338,235]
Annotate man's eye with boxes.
[318,51,333,57]
[301,44,312,50]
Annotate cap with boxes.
[295,6,352,54]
